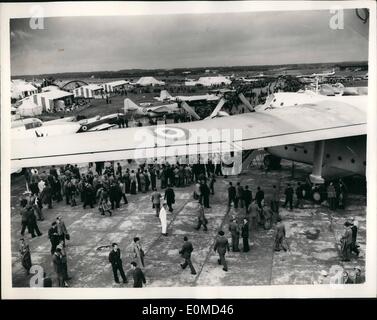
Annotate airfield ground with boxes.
[10,160,366,288]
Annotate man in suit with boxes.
[108,243,128,284]
[241,218,250,252]
[243,185,253,214]
[194,203,208,231]
[255,186,265,209]
[164,185,175,212]
[235,182,244,209]
[48,222,60,254]
[179,236,197,275]
[130,261,146,287]
[340,222,353,261]
[228,182,236,209]
[283,184,294,210]
[349,217,360,256]
[52,248,64,287]
[214,230,230,271]
[228,218,240,252]
[274,217,287,252]
[151,188,162,217]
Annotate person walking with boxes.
[228,182,236,209]
[159,202,169,236]
[214,230,230,272]
[194,203,208,231]
[340,221,353,261]
[270,185,280,218]
[255,186,265,209]
[56,216,69,246]
[295,182,304,209]
[274,217,287,252]
[131,237,145,268]
[19,238,32,275]
[27,205,42,238]
[48,222,60,254]
[151,188,162,217]
[179,236,197,275]
[243,185,252,214]
[283,184,294,210]
[108,243,128,284]
[57,240,71,284]
[209,173,216,195]
[350,217,360,257]
[241,218,250,252]
[130,261,146,287]
[235,182,244,209]
[52,248,65,287]
[164,185,175,212]
[228,218,240,252]
[327,182,337,211]
[201,181,211,208]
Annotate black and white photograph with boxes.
[1,1,376,299]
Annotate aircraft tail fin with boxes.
[124,98,140,112]
[160,90,173,101]
[181,101,201,120]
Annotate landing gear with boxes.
[311,184,326,204]
[263,155,281,170]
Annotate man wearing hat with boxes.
[108,243,128,284]
[353,266,364,284]
[350,217,360,257]
[340,221,353,261]
[214,230,230,271]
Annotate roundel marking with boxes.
[154,126,189,141]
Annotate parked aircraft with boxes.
[11,92,367,200]
[155,90,220,103]
[11,117,81,139]
[296,68,335,78]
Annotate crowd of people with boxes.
[16,157,362,287]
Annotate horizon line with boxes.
[12,59,368,78]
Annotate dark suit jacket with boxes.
[133,267,146,287]
[164,188,175,203]
[228,186,236,199]
[241,223,249,238]
[180,241,194,258]
[214,236,230,254]
[243,190,253,203]
[109,249,122,266]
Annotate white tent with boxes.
[102,80,129,92]
[73,84,104,98]
[185,76,232,87]
[136,77,165,86]
[31,90,74,112]
[11,80,38,100]
[17,99,43,116]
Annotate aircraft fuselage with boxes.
[266,135,366,178]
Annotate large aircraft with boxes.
[10,91,367,201]
[154,90,220,103]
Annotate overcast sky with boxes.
[10,10,369,76]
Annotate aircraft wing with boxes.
[10,98,367,169]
